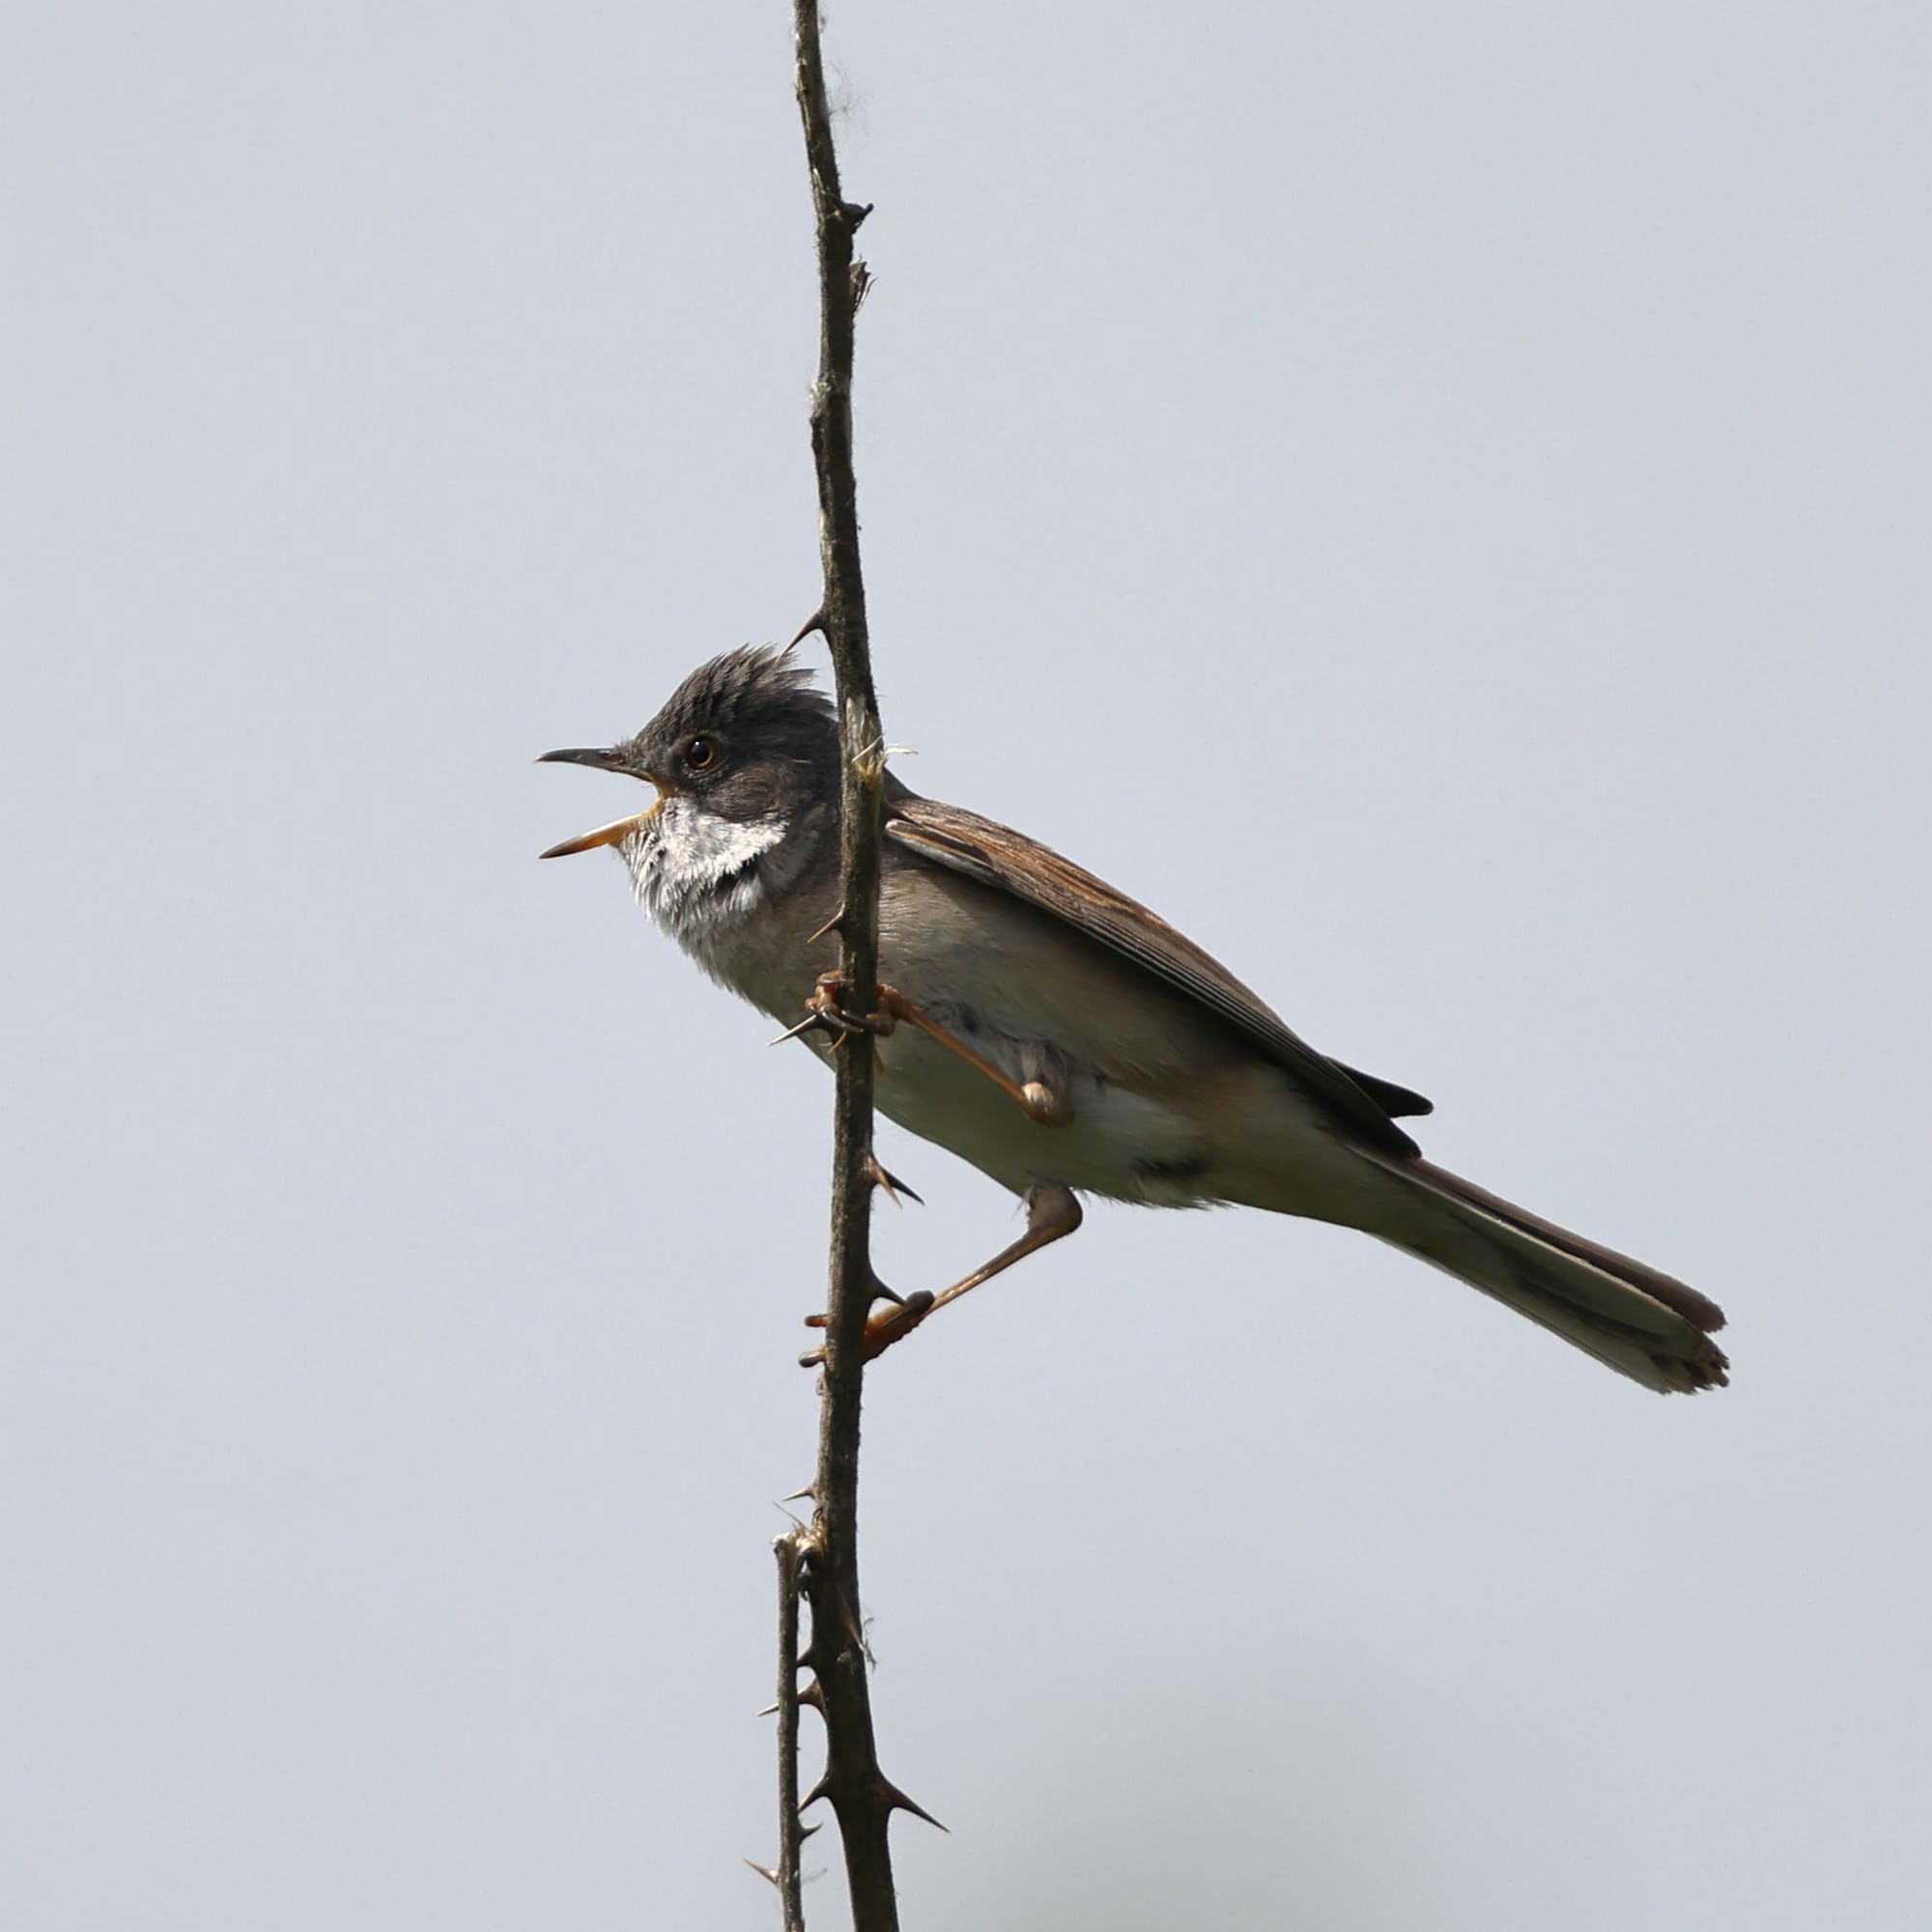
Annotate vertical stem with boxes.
[791,6,901,1930]
[772,1533,808,1932]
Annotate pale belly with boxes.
[683,855,1377,1220]
[864,1025,1212,1204]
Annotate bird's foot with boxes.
[796,1185,1084,1370]
[805,972,902,1041]
[799,1288,938,1368]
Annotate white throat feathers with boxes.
[620,795,790,967]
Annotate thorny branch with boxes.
[760,8,933,1930]
[757,1533,808,1932]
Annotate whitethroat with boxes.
[542,646,1727,1392]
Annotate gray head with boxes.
[539,645,840,946]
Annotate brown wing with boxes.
[884,789,1427,1158]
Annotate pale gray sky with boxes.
[6,5,1929,1928]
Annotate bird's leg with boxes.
[800,1185,1083,1366]
[805,974,1075,1126]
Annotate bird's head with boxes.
[539,645,842,933]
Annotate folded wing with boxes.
[885,788,1427,1157]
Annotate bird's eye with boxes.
[684,735,718,772]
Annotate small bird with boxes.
[541,645,1727,1392]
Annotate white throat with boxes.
[620,795,789,962]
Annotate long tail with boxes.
[1358,1153,1728,1393]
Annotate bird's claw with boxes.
[807,972,900,1038]
[798,1290,938,1368]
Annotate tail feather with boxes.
[1363,1155,1729,1394]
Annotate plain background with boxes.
[7,4,1928,1927]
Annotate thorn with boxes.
[801,1773,835,1812]
[800,1821,822,1841]
[865,1154,923,1208]
[787,609,827,648]
[807,907,846,945]
[767,1011,827,1048]
[745,1860,781,1888]
[797,1678,824,1711]
[781,1483,816,1504]
[797,1645,830,1679]
[754,1701,781,1719]
[880,1776,949,1833]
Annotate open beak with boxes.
[537,747,668,859]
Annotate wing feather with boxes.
[885,791,1426,1157]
